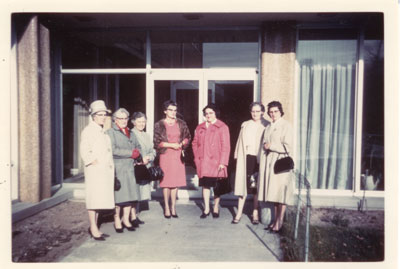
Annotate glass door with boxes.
[148,68,258,194]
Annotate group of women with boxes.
[80,99,293,241]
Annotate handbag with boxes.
[114,176,121,191]
[214,169,231,196]
[134,164,151,184]
[148,166,164,181]
[274,144,294,174]
[180,149,188,164]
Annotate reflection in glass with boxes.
[151,30,258,68]
[361,40,384,191]
[207,80,253,172]
[62,31,146,68]
[63,74,145,181]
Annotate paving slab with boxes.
[59,200,282,262]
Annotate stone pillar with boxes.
[16,15,52,203]
[260,22,297,124]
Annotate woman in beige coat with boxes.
[80,100,115,241]
[258,101,294,233]
[232,102,269,224]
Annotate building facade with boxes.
[9,12,385,205]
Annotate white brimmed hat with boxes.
[89,100,111,115]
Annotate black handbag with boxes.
[214,169,231,196]
[134,164,151,184]
[274,144,294,174]
[148,166,164,181]
[180,149,187,164]
[114,177,121,191]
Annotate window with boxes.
[360,39,384,191]
[151,30,259,68]
[296,29,358,190]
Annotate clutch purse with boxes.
[274,144,294,174]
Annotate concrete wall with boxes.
[260,22,296,124]
[16,15,52,203]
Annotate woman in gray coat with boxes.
[258,101,294,233]
[107,108,141,233]
[129,112,156,227]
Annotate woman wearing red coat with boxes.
[192,103,230,219]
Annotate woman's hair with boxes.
[249,102,265,113]
[131,111,147,121]
[202,103,220,118]
[163,100,178,111]
[267,101,284,116]
[112,108,130,121]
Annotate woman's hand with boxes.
[218,164,226,171]
[171,143,181,150]
[264,143,271,150]
[88,159,99,166]
[142,156,151,165]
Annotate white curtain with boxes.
[297,63,355,189]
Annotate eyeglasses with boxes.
[95,113,107,117]
[167,109,177,112]
[251,110,262,113]
[116,117,128,120]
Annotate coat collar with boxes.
[198,119,224,130]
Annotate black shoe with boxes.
[131,219,140,228]
[212,210,219,218]
[114,224,124,233]
[269,229,282,234]
[88,228,106,241]
[100,233,110,238]
[200,211,210,219]
[136,218,145,225]
[164,214,171,219]
[122,222,136,231]
[231,218,241,224]
[264,224,274,231]
[171,214,178,218]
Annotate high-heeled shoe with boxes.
[231,218,241,224]
[130,219,140,228]
[122,222,136,231]
[136,218,145,224]
[88,227,106,241]
[114,224,124,233]
[200,211,210,219]
[264,224,274,231]
[100,233,110,238]
[251,216,260,225]
[212,210,219,218]
[130,218,144,227]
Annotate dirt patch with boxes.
[310,208,384,229]
[280,207,384,261]
[12,200,89,262]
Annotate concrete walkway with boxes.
[59,200,282,262]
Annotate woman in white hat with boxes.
[80,100,115,241]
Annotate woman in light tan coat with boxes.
[232,102,269,224]
[80,100,115,241]
[258,101,294,233]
